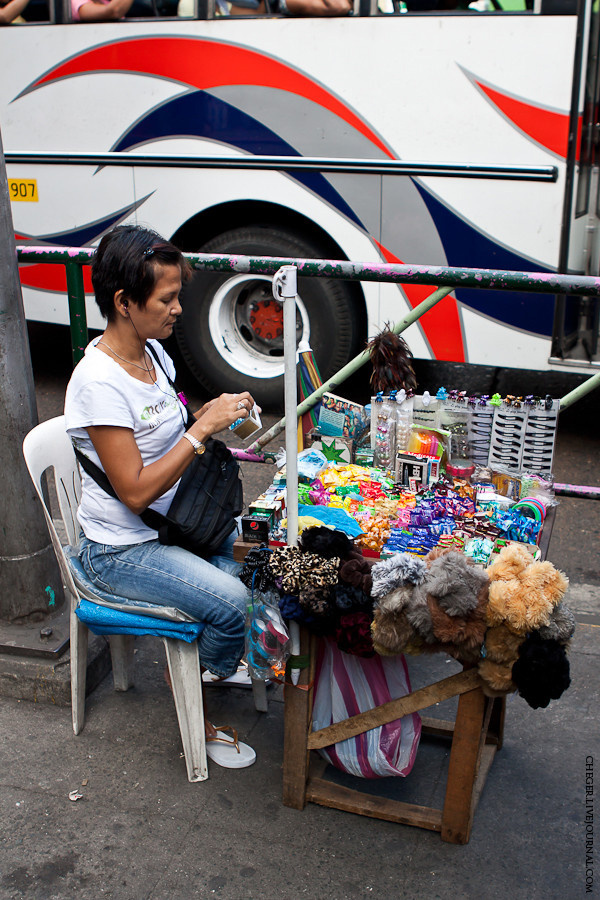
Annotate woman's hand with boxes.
[86,392,257,516]
[190,392,258,438]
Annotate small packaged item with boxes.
[245,593,290,682]
[412,392,440,429]
[373,394,396,471]
[406,426,448,459]
[395,389,413,454]
[241,513,272,543]
[230,404,262,440]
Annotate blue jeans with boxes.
[79,531,247,678]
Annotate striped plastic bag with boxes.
[312,638,421,778]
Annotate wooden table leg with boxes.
[441,686,487,844]
[488,695,506,750]
[282,628,314,809]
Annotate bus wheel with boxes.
[174,227,363,408]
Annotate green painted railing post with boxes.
[65,261,88,365]
[559,371,600,409]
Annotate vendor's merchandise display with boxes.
[238,382,574,781]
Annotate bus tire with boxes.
[174,226,363,408]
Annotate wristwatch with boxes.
[182,433,206,456]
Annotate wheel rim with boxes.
[207,274,310,379]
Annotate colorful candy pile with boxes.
[270,460,546,567]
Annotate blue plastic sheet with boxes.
[75,599,205,642]
[298,504,364,537]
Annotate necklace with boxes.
[97,339,155,374]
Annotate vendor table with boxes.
[280,507,556,845]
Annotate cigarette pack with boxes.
[229,404,262,440]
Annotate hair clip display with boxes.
[488,404,528,469]
[143,247,155,257]
[486,397,559,472]
[521,398,559,473]
[468,400,494,465]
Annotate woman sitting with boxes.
[64,224,256,768]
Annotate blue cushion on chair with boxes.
[76,599,205,642]
[65,548,205,641]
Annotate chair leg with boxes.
[163,638,208,783]
[251,677,268,713]
[70,597,88,736]
[109,634,135,691]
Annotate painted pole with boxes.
[559,371,600,409]
[272,265,301,685]
[0,129,64,622]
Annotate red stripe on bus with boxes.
[476,80,580,160]
[19,264,94,293]
[375,242,465,362]
[32,38,395,161]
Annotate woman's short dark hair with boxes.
[92,225,192,320]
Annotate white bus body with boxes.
[2,3,598,402]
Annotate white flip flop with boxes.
[206,727,256,769]
[202,663,253,689]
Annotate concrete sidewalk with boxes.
[0,582,597,900]
[0,360,597,899]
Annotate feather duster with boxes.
[367,326,417,393]
[427,584,488,651]
[405,585,436,642]
[425,552,489,617]
[519,561,569,610]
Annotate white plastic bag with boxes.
[312,638,421,778]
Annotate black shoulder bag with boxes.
[74,344,243,558]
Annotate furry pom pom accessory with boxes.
[371,553,427,598]
[299,585,335,617]
[484,625,524,664]
[488,579,554,634]
[511,632,571,709]
[519,561,569,609]
[299,526,354,560]
[427,584,488,651]
[335,611,375,658]
[377,583,414,614]
[478,659,516,696]
[334,583,372,611]
[424,552,489,617]
[486,544,535,582]
[405,585,437,642]
[537,602,576,644]
[338,554,373,595]
[371,607,416,655]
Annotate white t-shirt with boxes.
[64,338,187,545]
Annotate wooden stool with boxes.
[282,628,505,844]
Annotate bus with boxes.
[1,0,599,404]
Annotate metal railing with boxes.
[16,245,600,482]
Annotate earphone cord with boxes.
[127,310,187,429]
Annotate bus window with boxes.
[1,0,49,23]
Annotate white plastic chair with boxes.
[22,416,208,782]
